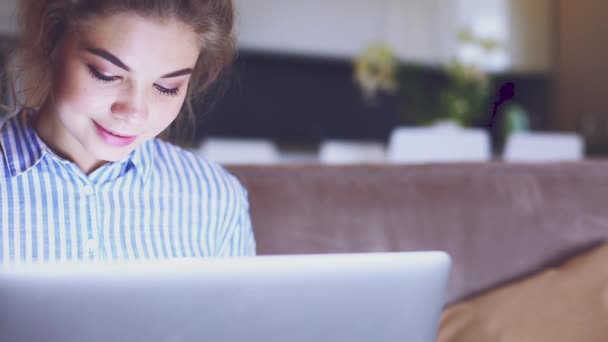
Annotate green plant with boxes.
[437,28,500,126]
[354,28,502,127]
[439,60,490,126]
[353,42,399,104]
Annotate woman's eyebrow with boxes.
[82,45,130,71]
[160,68,194,79]
[81,44,193,79]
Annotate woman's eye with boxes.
[154,84,180,97]
[87,65,120,83]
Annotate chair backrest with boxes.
[387,126,492,163]
[319,140,386,164]
[196,138,280,165]
[503,132,584,162]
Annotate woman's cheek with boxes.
[69,87,111,116]
[55,70,104,114]
[155,106,180,132]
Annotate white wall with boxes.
[236,0,389,59]
[385,0,444,65]
[236,0,553,73]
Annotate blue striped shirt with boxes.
[0,110,256,264]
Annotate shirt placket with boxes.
[81,181,101,262]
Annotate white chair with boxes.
[503,132,584,162]
[387,125,492,164]
[277,150,319,164]
[195,138,280,165]
[319,140,386,164]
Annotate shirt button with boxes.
[83,185,94,196]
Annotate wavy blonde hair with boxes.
[9,0,237,143]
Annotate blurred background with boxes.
[0,0,605,164]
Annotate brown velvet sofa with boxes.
[228,162,608,341]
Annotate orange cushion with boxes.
[438,243,608,342]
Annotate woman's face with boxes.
[40,13,201,171]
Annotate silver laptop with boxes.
[0,252,451,342]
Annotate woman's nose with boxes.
[110,101,148,122]
[111,86,148,122]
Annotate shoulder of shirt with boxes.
[0,117,12,179]
[0,148,6,181]
[149,138,249,203]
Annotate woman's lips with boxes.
[94,121,137,147]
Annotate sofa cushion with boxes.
[437,243,608,342]
[229,163,608,303]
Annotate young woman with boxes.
[0,0,256,264]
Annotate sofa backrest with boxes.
[227,162,608,303]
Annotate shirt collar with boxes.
[128,139,154,184]
[1,109,154,183]
[0,109,46,177]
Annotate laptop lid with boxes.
[0,251,451,342]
